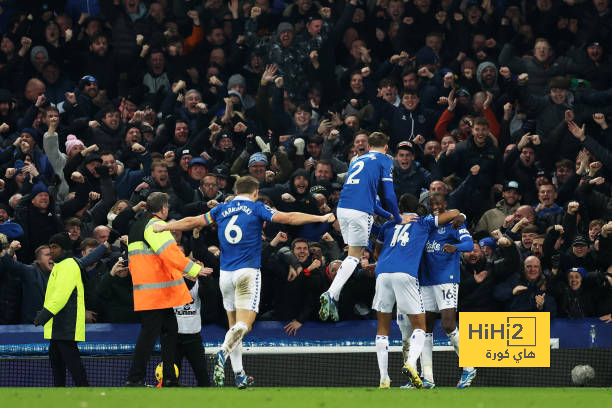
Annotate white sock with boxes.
[230,341,244,376]
[396,312,413,364]
[327,256,359,300]
[422,333,434,382]
[448,327,459,357]
[407,329,425,368]
[448,327,473,371]
[221,321,248,359]
[375,335,389,381]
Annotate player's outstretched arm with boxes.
[153,214,211,232]
[437,209,460,225]
[272,212,335,226]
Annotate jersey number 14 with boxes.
[390,224,411,246]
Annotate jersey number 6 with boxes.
[225,215,243,244]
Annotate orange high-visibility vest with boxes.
[127,215,201,311]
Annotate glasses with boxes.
[202,183,217,187]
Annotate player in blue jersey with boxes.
[372,193,459,389]
[154,176,335,388]
[320,132,410,322]
[420,193,475,389]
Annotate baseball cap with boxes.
[211,165,229,179]
[572,235,588,246]
[568,267,587,278]
[189,157,208,168]
[81,75,97,83]
[455,88,471,98]
[504,180,519,191]
[310,184,330,198]
[396,141,415,153]
[177,148,192,159]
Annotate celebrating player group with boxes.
[159,131,475,389]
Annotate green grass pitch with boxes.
[1,387,610,408]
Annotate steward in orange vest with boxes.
[125,192,210,387]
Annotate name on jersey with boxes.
[222,205,253,217]
[425,240,441,253]
[175,310,197,316]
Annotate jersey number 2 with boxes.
[346,161,364,185]
[225,215,243,244]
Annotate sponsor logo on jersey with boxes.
[425,240,441,252]
[437,227,446,234]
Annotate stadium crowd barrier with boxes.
[1,319,610,387]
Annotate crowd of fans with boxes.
[1,0,612,335]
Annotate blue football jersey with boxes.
[375,214,438,278]
[420,223,473,286]
[209,197,277,271]
[338,151,394,214]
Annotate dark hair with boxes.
[398,193,419,213]
[555,158,573,170]
[379,77,397,89]
[65,217,82,228]
[291,237,309,250]
[90,32,109,45]
[146,192,169,213]
[521,224,539,234]
[101,105,120,116]
[473,116,490,128]
[80,237,98,251]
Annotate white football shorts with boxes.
[337,207,373,247]
[219,268,261,312]
[422,283,458,312]
[372,273,424,315]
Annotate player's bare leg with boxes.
[402,313,425,389]
[375,312,392,388]
[321,246,362,321]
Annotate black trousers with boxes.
[176,333,210,387]
[49,339,89,387]
[127,308,178,383]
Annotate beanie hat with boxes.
[30,45,49,65]
[248,152,268,167]
[415,46,439,66]
[31,181,49,197]
[479,237,497,250]
[277,22,294,38]
[65,135,85,155]
[21,128,38,139]
[14,159,26,175]
[228,74,246,89]
[49,232,72,250]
